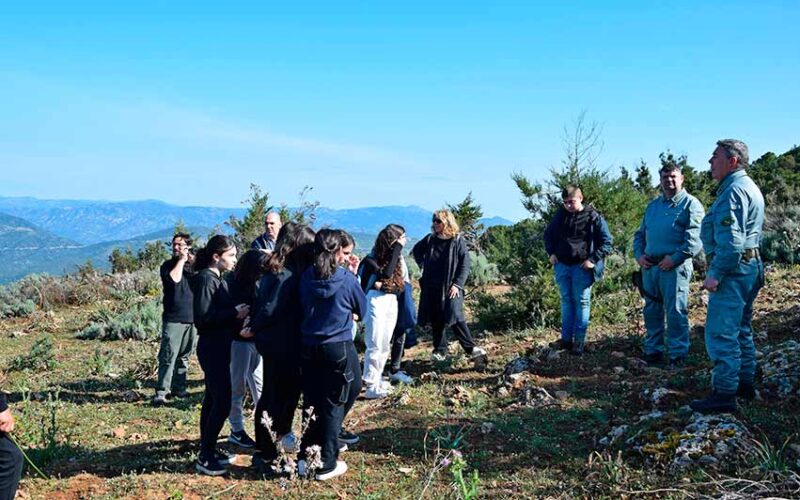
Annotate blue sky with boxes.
[1,1,798,221]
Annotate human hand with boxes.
[235,304,250,320]
[448,285,459,299]
[352,313,360,322]
[658,255,675,271]
[582,259,595,270]
[549,255,558,266]
[374,281,383,290]
[347,254,360,274]
[239,327,254,339]
[0,408,15,433]
[703,277,719,292]
[637,255,653,269]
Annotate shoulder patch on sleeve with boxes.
[720,216,734,226]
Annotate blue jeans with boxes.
[705,257,763,394]
[554,262,593,344]
[642,262,692,359]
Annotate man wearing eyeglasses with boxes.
[544,185,613,356]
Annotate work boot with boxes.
[549,339,573,351]
[736,382,756,401]
[642,352,664,366]
[690,391,737,414]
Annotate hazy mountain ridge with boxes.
[0,196,512,243]
[0,196,512,283]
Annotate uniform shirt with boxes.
[701,169,765,281]
[633,189,705,266]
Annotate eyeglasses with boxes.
[432,219,443,224]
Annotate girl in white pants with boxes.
[360,225,407,399]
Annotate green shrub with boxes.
[472,269,560,330]
[76,299,162,341]
[0,283,37,318]
[467,251,500,288]
[9,336,57,372]
[762,205,800,264]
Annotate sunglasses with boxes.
[432,218,443,224]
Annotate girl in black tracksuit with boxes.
[250,223,316,468]
[192,235,250,475]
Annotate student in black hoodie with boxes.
[0,393,22,500]
[192,235,250,476]
[297,229,366,481]
[226,250,268,449]
[250,223,315,471]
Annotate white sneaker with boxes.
[364,384,393,399]
[431,352,447,362]
[280,433,298,453]
[389,370,413,385]
[471,346,487,359]
[315,460,348,481]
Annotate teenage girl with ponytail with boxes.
[192,235,250,476]
[297,229,366,481]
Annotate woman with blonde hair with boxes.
[412,210,487,364]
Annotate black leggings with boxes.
[197,335,232,458]
[0,434,22,500]
[255,352,302,461]
[389,325,407,373]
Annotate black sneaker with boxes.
[549,339,573,351]
[196,454,227,476]
[642,352,664,366]
[215,448,236,465]
[338,430,360,445]
[228,430,256,448]
[569,343,584,356]
[736,382,756,401]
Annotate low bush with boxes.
[0,282,37,318]
[8,336,57,372]
[76,299,161,341]
[472,269,560,330]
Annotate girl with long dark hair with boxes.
[192,235,251,476]
[359,224,408,398]
[297,229,366,481]
[250,223,316,471]
[226,249,268,449]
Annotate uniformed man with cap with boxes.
[633,163,705,368]
[690,139,765,414]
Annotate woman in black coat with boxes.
[412,210,487,363]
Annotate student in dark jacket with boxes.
[192,235,251,476]
[412,210,487,364]
[543,185,613,356]
[0,392,23,500]
[297,229,366,481]
[226,250,269,449]
[250,223,315,470]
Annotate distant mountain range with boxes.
[0,196,512,283]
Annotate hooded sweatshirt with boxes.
[299,266,366,346]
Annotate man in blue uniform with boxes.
[691,139,765,414]
[634,163,705,368]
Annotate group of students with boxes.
[154,209,487,481]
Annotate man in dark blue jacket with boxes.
[544,185,613,355]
